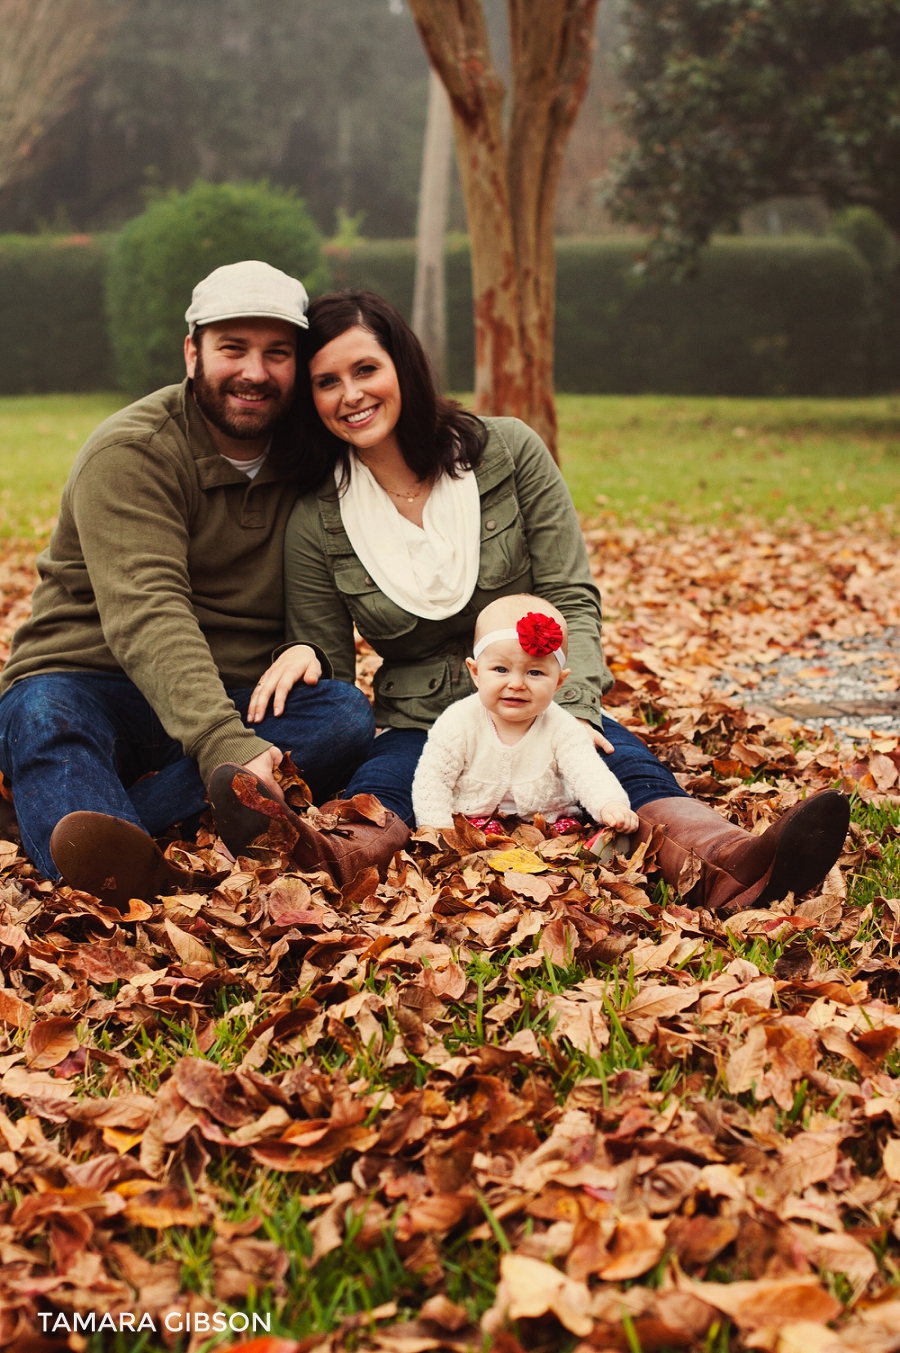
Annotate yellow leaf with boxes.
[102,1126,144,1154]
[487,847,547,874]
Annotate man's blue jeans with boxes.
[0,672,375,880]
[345,715,687,826]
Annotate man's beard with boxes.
[192,345,293,441]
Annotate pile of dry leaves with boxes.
[0,514,900,1353]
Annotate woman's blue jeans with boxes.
[345,715,687,826]
[0,671,375,879]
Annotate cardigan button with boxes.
[485,519,497,530]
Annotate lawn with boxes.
[1,391,899,535]
[0,393,123,537]
[558,392,900,519]
[3,390,900,1352]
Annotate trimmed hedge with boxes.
[0,235,114,394]
[330,236,880,397]
[0,231,894,397]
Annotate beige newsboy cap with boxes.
[185,259,309,334]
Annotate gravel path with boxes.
[715,628,900,733]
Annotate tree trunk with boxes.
[412,69,453,389]
[408,0,599,459]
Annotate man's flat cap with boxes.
[185,260,309,334]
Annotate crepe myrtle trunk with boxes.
[407,0,599,461]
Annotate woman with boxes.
[210,290,849,911]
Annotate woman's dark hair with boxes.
[295,289,488,490]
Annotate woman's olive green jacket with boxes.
[283,416,613,731]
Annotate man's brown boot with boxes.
[633,789,850,914]
[207,764,409,886]
[49,811,226,911]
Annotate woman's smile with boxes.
[342,403,380,428]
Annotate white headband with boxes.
[472,627,566,667]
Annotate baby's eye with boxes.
[527,668,547,677]
[491,664,508,673]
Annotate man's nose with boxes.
[240,350,269,383]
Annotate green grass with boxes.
[0,393,124,537]
[1,392,899,539]
[557,393,900,519]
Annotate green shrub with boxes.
[0,235,114,394]
[330,235,879,396]
[832,208,900,393]
[106,181,330,395]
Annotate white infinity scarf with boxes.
[335,454,481,621]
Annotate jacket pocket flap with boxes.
[333,560,380,595]
[480,492,520,541]
[377,662,448,698]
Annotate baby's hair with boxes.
[473,594,568,657]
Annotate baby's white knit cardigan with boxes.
[411,692,631,828]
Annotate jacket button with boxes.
[384,681,394,691]
[428,678,438,689]
[564,690,576,700]
[364,575,373,585]
[485,519,497,530]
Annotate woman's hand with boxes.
[577,717,615,755]
[600,802,639,833]
[248,645,322,722]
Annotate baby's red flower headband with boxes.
[472,611,566,666]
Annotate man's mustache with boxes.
[222,379,282,402]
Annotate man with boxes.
[0,260,376,904]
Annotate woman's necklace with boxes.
[384,482,425,503]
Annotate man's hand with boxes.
[248,644,322,723]
[600,801,639,833]
[242,745,285,804]
[577,717,615,755]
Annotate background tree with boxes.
[0,0,118,196]
[407,0,601,457]
[1,0,429,238]
[608,0,900,268]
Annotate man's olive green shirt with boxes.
[284,417,614,730]
[0,380,300,781]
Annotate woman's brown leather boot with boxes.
[49,811,227,911]
[630,788,849,914]
[207,764,409,886]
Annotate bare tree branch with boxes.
[0,0,120,194]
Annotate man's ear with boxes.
[465,656,480,688]
[555,667,571,692]
[184,333,198,378]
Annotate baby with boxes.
[412,594,638,833]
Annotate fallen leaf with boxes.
[25,1016,79,1070]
